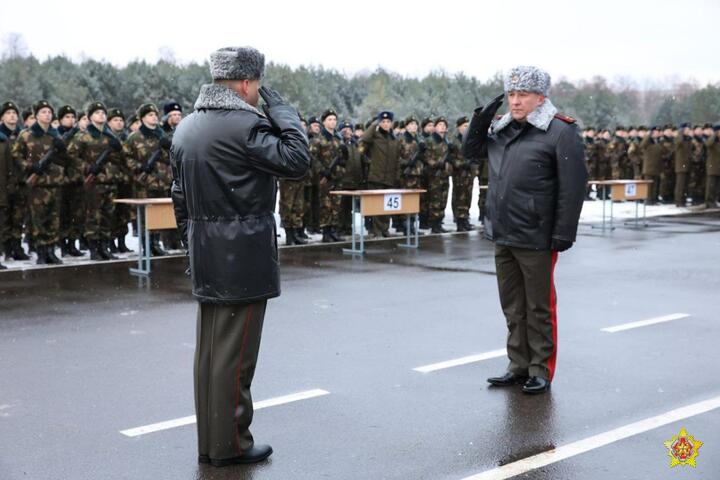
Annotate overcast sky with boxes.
[2,0,718,88]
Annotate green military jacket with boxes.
[124,124,171,192]
[606,137,628,179]
[0,132,10,205]
[673,136,692,173]
[450,132,476,178]
[309,128,346,184]
[361,121,401,187]
[12,122,68,188]
[398,131,424,178]
[706,134,720,176]
[640,136,664,176]
[67,123,124,185]
[340,138,364,189]
[424,132,452,178]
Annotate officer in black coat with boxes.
[463,66,587,394]
[171,46,310,466]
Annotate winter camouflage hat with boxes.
[209,46,265,81]
[504,66,551,96]
[1,101,20,117]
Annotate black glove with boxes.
[32,163,44,174]
[159,137,172,150]
[340,144,349,161]
[89,163,102,176]
[550,238,573,252]
[448,143,457,153]
[418,142,427,153]
[108,136,123,152]
[321,169,332,179]
[474,93,504,125]
[52,137,67,153]
[259,86,288,118]
[143,162,155,174]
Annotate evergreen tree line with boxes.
[1,50,718,129]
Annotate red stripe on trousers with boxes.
[547,251,559,381]
[234,304,253,455]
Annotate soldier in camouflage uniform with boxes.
[304,116,321,234]
[627,126,646,180]
[659,125,676,203]
[12,100,69,265]
[424,116,453,233]
[67,102,125,261]
[124,103,172,256]
[638,126,664,205]
[0,125,10,268]
[309,110,346,243]
[595,129,611,198]
[279,159,309,245]
[0,101,29,261]
[107,108,133,252]
[338,121,364,235]
[704,124,720,208]
[688,125,707,203]
[450,116,475,232]
[395,116,425,234]
[56,105,85,257]
[159,101,184,250]
[606,126,629,180]
[673,123,693,207]
[418,117,435,228]
[583,128,598,199]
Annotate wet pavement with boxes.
[1,212,719,479]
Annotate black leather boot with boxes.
[321,226,334,243]
[285,228,297,246]
[46,245,63,265]
[296,227,309,240]
[201,444,273,466]
[107,238,120,253]
[116,236,133,253]
[150,235,167,256]
[431,222,449,234]
[66,238,84,257]
[11,239,30,261]
[329,226,342,242]
[60,238,70,257]
[101,240,118,260]
[487,372,529,386]
[89,240,106,261]
[522,376,551,394]
[35,245,48,265]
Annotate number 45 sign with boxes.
[384,194,402,211]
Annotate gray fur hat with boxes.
[209,46,265,81]
[504,66,551,96]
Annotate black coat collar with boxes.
[403,131,418,143]
[30,122,59,138]
[0,123,20,137]
[320,127,341,141]
[140,123,163,139]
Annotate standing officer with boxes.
[304,116,322,234]
[451,116,475,232]
[338,120,363,234]
[0,101,30,261]
[171,46,310,466]
[639,126,664,205]
[463,66,587,394]
[688,125,706,203]
[361,111,401,237]
[418,117,435,228]
[56,105,85,257]
[396,116,425,234]
[12,100,69,265]
[107,108,133,252]
[0,125,10,268]
[673,123,693,207]
[705,124,720,208]
[425,116,452,233]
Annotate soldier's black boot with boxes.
[35,245,47,265]
[116,236,133,253]
[150,235,167,256]
[296,227,309,240]
[89,240,106,261]
[101,240,119,260]
[78,237,89,252]
[292,228,308,245]
[46,245,63,265]
[66,238,84,257]
[321,227,334,243]
[4,240,12,259]
[0,260,6,270]
[431,221,448,234]
[60,238,70,257]
[107,238,120,254]
[285,228,297,246]
[329,226,342,242]
[11,239,30,261]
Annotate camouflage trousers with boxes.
[60,184,85,240]
[427,175,449,223]
[660,165,675,200]
[0,206,7,245]
[279,179,305,229]
[6,186,28,241]
[28,186,60,246]
[451,174,473,222]
[419,173,430,223]
[706,175,719,206]
[304,183,320,231]
[84,184,117,241]
[112,182,134,238]
[688,163,706,200]
[477,177,488,221]
[319,180,341,227]
[674,172,689,206]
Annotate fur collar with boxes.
[194,83,264,116]
[88,123,117,140]
[491,98,558,134]
[30,122,59,138]
[0,122,19,137]
[403,131,418,143]
[320,127,342,141]
[139,123,163,139]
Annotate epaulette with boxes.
[554,113,576,124]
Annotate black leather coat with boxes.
[171,84,310,303]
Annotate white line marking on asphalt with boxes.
[120,389,330,438]
[460,394,720,480]
[601,313,691,333]
[413,349,507,373]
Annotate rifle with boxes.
[403,141,426,176]
[319,144,348,185]
[435,142,456,177]
[83,147,114,188]
[26,138,66,187]
[138,137,171,182]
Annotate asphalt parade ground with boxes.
[1,211,719,480]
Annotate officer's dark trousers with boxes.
[495,245,558,381]
[195,300,267,461]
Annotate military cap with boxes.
[137,103,160,120]
[504,65,551,96]
[713,123,720,132]
[678,122,691,129]
[398,120,405,129]
[420,117,434,129]
[627,125,637,131]
[650,125,661,131]
[339,121,353,131]
[456,116,469,127]
[32,100,54,116]
[1,101,19,117]
[703,123,713,129]
[87,101,107,117]
[307,116,320,126]
[354,123,364,131]
[404,115,418,126]
[637,125,647,131]
[321,109,337,121]
[107,108,124,121]
[163,101,182,115]
[22,109,33,122]
[434,116,448,127]
[209,46,265,81]
[57,105,76,119]
[127,113,139,125]
[377,111,394,121]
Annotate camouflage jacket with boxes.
[425,132,452,177]
[12,122,68,188]
[606,137,628,177]
[450,132,477,178]
[309,128,345,183]
[124,124,171,192]
[0,132,10,204]
[673,136,692,173]
[1,123,24,186]
[340,137,364,189]
[398,131,425,177]
[67,123,124,185]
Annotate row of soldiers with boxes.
[0,99,184,268]
[583,124,720,206]
[280,110,487,245]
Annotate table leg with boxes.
[343,196,364,255]
[601,186,606,231]
[130,205,150,276]
[609,186,614,230]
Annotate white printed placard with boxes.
[384,194,402,211]
[625,183,637,197]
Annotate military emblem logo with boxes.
[664,427,703,467]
